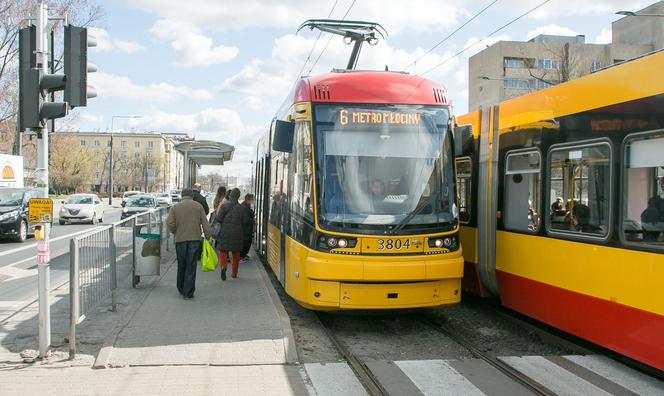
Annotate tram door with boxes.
[476,105,500,296]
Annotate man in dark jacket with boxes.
[166,188,211,299]
[240,193,255,261]
[214,188,247,280]
[192,183,209,215]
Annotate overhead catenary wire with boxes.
[293,0,339,82]
[307,0,358,75]
[421,0,551,76]
[403,0,498,71]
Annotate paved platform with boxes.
[100,256,296,367]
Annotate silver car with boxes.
[153,192,173,206]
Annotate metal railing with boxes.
[69,206,171,358]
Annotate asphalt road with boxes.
[0,204,125,321]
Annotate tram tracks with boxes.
[418,313,557,396]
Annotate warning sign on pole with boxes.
[29,198,53,224]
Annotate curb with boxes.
[253,252,299,364]
[92,252,177,369]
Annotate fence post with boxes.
[132,216,137,288]
[69,238,79,360]
[109,225,117,312]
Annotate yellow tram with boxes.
[457,50,664,371]
[253,70,465,310]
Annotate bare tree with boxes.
[49,133,93,193]
[0,0,103,153]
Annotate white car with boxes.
[59,193,104,225]
[153,192,173,206]
[122,194,158,219]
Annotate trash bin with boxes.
[132,214,161,287]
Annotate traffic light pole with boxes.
[35,1,50,359]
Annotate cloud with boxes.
[89,27,145,54]
[218,33,459,109]
[78,113,104,123]
[595,28,612,44]
[150,19,238,67]
[128,107,266,179]
[526,24,579,40]
[503,0,654,20]
[89,72,213,101]
[128,0,470,35]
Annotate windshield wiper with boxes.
[390,193,440,234]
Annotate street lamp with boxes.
[108,115,142,204]
[616,10,664,17]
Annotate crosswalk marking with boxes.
[395,360,485,396]
[500,355,611,396]
[304,362,367,396]
[564,355,664,396]
[304,355,664,396]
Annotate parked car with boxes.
[121,191,141,207]
[121,194,158,219]
[170,189,181,203]
[59,193,104,225]
[0,187,38,242]
[153,192,173,206]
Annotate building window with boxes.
[622,132,664,248]
[134,152,141,159]
[536,80,559,90]
[134,141,140,148]
[503,79,534,90]
[547,141,612,238]
[455,158,472,224]
[504,58,527,69]
[80,140,86,147]
[147,152,152,159]
[504,150,541,233]
[121,140,127,149]
[591,60,602,72]
[107,140,112,147]
[94,140,100,147]
[538,59,561,70]
[147,141,154,150]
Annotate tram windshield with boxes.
[314,104,456,233]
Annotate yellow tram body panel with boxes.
[282,235,463,310]
[496,231,664,316]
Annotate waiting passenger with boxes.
[641,196,664,242]
[571,203,601,233]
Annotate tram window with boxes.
[504,150,541,233]
[547,142,611,237]
[455,158,472,223]
[290,121,314,221]
[622,133,664,247]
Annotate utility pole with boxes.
[35,1,51,359]
[108,134,114,204]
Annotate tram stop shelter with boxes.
[175,140,235,187]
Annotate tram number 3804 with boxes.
[377,238,411,251]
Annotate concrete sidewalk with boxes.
[98,255,297,367]
[0,254,311,395]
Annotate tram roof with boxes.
[293,70,450,106]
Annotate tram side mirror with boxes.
[273,120,295,153]
[453,124,474,157]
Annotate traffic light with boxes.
[64,25,97,108]
[18,25,36,132]
[18,25,68,130]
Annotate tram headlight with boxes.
[428,235,458,251]
[317,234,357,252]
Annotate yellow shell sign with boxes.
[29,198,53,224]
[2,163,15,180]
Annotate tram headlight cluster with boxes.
[318,234,356,252]
[428,235,458,251]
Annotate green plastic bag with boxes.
[202,239,218,272]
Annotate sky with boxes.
[69,0,655,178]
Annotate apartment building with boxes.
[468,1,664,110]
